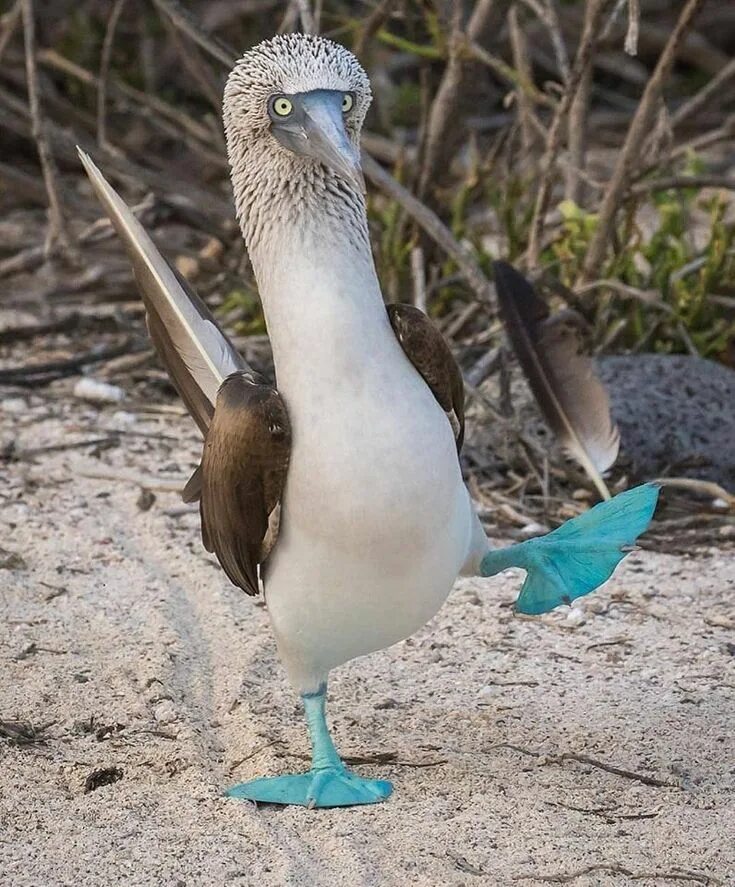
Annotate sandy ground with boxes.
[1,390,733,887]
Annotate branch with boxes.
[629,174,735,196]
[418,0,511,199]
[294,0,315,34]
[526,0,610,268]
[508,5,539,161]
[624,0,640,55]
[97,0,128,151]
[580,0,708,284]
[20,0,74,257]
[150,0,235,68]
[465,38,555,109]
[362,153,496,309]
[0,91,231,222]
[564,0,595,204]
[39,49,216,147]
[38,49,226,171]
[518,0,569,81]
[0,0,21,64]
[355,0,394,58]
[671,56,735,130]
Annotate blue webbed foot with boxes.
[481,483,660,614]
[226,766,393,808]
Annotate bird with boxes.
[78,33,658,809]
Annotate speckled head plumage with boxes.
[223,34,372,255]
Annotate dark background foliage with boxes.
[1,0,734,536]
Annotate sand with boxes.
[1,390,733,887]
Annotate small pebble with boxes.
[518,522,549,539]
[74,378,125,404]
[153,700,178,726]
[108,410,137,429]
[564,606,586,627]
[137,489,156,512]
[0,547,27,570]
[1,398,27,414]
[198,237,224,261]
[175,255,199,279]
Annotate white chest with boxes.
[252,224,474,690]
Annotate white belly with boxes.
[254,228,481,692]
[263,356,475,692]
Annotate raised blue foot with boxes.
[481,483,659,614]
[226,684,393,809]
[227,766,392,808]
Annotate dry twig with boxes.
[624,0,641,55]
[0,0,21,64]
[97,0,128,152]
[580,0,708,284]
[418,0,511,199]
[518,863,721,884]
[20,0,73,257]
[508,5,536,161]
[671,56,735,130]
[527,0,610,267]
[564,0,595,204]
[362,153,496,309]
[150,0,235,68]
[294,0,315,34]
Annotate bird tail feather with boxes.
[481,484,659,615]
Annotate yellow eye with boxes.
[342,93,354,114]
[273,96,293,117]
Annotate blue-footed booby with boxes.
[78,33,658,809]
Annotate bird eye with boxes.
[342,93,354,114]
[271,96,293,117]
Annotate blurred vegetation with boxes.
[1,0,734,527]
[0,0,734,365]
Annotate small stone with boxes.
[374,698,399,710]
[0,547,27,570]
[137,489,156,512]
[84,766,123,793]
[518,522,549,539]
[153,700,178,725]
[174,255,199,279]
[1,398,27,415]
[198,237,224,261]
[108,410,137,429]
[74,378,125,404]
[564,606,586,627]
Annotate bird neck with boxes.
[243,187,391,393]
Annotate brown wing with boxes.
[198,371,291,596]
[387,303,465,452]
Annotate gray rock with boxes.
[597,354,735,490]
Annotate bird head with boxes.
[223,34,371,198]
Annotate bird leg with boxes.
[226,683,393,808]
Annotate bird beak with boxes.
[271,91,366,194]
[300,94,365,194]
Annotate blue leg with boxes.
[481,483,660,615]
[226,685,393,808]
